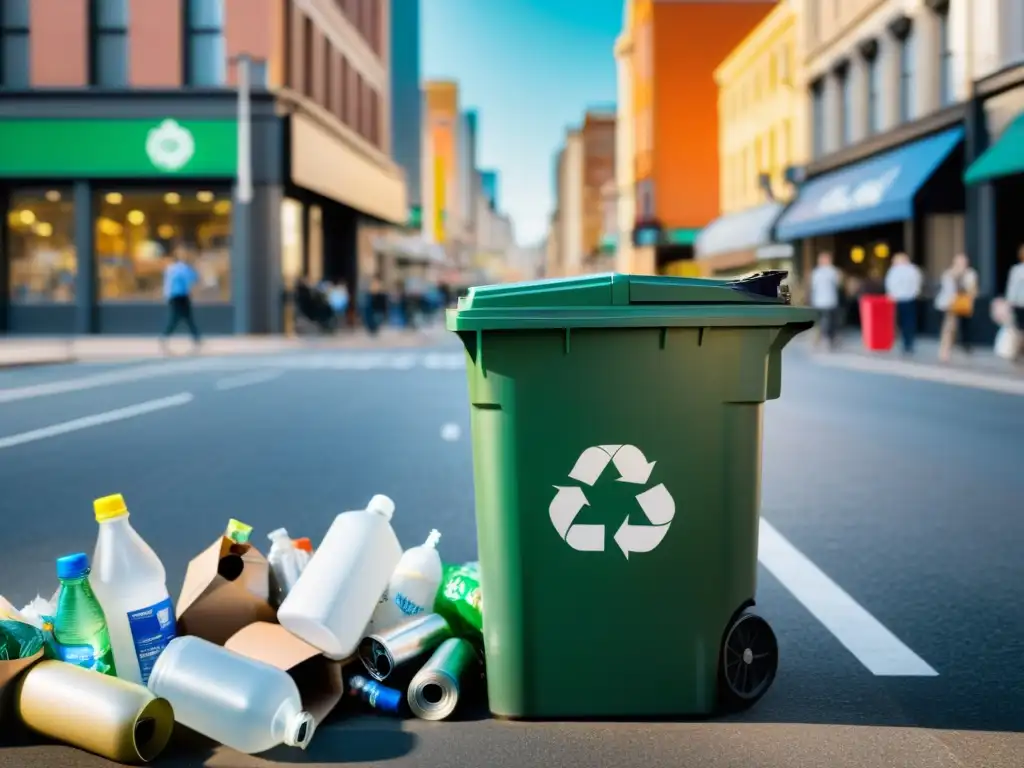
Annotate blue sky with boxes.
[421,0,622,245]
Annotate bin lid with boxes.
[446,271,817,332]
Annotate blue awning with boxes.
[775,127,963,241]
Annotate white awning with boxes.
[695,202,785,259]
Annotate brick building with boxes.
[0,0,407,335]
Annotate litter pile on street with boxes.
[0,492,484,763]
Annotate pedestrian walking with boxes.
[160,248,201,352]
[935,253,978,362]
[1004,245,1024,364]
[884,253,923,354]
[809,252,843,350]
[328,282,350,328]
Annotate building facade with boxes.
[422,80,458,250]
[580,110,616,273]
[624,0,775,276]
[479,169,498,211]
[389,0,421,214]
[1,0,407,335]
[555,130,584,277]
[772,0,1000,337]
[696,0,805,278]
[960,0,1024,322]
[457,109,478,245]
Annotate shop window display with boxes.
[96,189,231,302]
[7,188,77,303]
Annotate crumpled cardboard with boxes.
[0,649,43,727]
[224,622,346,725]
[175,537,276,646]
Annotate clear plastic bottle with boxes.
[369,529,443,633]
[90,493,176,686]
[148,635,314,754]
[267,528,304,605]
[53,553,117,676]
[278,494,402,659]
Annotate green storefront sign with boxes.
[0,118,238,178]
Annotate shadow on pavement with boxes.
[262,713,417,764]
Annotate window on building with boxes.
[90,0,129,87]
[0,0,30,88]
[184,0,226,86]
[778,44,790,86]
[866,53,881,134]
[899,29,915,122]
[370,89,380,147]
[325,47,336,115]
[355,71,364,137]
[839,67,853,146]
[811,79,825,158]
[339,56,351,126]
[302,15,314,97]
[8,188,77,303]
[782,119,792,163]
[938,8,954,106]
[95,189,232,302]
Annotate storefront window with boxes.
[7,188,77,303]
[95,189,231,302]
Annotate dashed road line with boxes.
[815,353,1024,396]
[0,393,194,450]
[214,370,286,391]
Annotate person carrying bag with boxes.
[936,253,978,362]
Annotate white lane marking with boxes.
[440,423,461,441]
[0,353,467,404]
[0,361,211,403]
[815,354,1024,396]
[215,370,285,391]
[0,393,194,450]
[758,518,938,677]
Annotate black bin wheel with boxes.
[720,611,778,711]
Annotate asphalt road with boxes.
[0,336,1021,768]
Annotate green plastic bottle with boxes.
[53,553,117,676]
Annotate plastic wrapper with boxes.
[0,619,46,661]
[433,562,483,642]
[18,595,56,632]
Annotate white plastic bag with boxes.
[18,595,56,629]
[995,326,1020,360]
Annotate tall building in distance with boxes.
[581,110,616,272]
[479,170,499,211]
[390,0,422,217]
[423,81,460,246]
[624,0,775,275]
[458,109,479,239]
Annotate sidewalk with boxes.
[0,327,449,368]
[802,331,1024,395]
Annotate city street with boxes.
[0,337,1022,768]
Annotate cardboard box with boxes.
[224,622,345,725]
[176,537,276,646]
[0,649,43,726]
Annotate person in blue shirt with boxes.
[161,249,201,350]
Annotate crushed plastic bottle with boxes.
[90,493,176,686]
[278,495,402,659]
[369,529,443,634]
[53,553,116,676]
[267,528,306,605]
[148,635,315,754]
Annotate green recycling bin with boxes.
[447,271,815,719]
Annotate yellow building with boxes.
[423,81,460,246]
[694,0,806,277]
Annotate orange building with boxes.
[424,81,459,245]
[628,0,774,274]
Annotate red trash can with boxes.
[859,295,895,351]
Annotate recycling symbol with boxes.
[548,445,676,558]
[146,119,196,172]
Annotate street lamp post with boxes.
[230,54,260,334]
